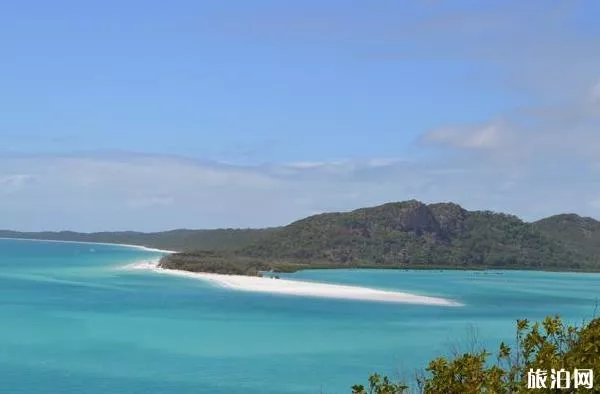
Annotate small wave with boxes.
[118,259,161,271]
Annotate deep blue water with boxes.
[1,238,599,393]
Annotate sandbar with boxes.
[125,260,462,306]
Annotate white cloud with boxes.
[590,198,600,211]
[2,79,599,232]
[1,3,599,232]
[127,196,174,209]
[285,161,330,169]
[0,152,598,232]
[422,122,506,150]
[365,158,403,168]
[591,80,600,104]
[419,77,600,164]
[0,174,35,193]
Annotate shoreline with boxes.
[124,260,463,307]
[4,236,596,275]
[2,237,598,274]
[0,237,177,254]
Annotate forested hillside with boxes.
[534,214,600,258]
[4,200,599,273]
[160,201,600,274]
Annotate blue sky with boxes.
[1,0,600,231]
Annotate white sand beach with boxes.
[118,244,177,254]
[125,260,462,306]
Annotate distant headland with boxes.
[2,200,600,275]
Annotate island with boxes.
[4,200,600,275]
[158,200,600,275]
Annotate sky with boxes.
[1,0,600,231]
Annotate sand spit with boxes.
[125,260,462,306]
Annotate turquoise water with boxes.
[1,239,599,393]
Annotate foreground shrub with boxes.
[353,315,600,393]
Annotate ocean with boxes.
[1,238,598,393]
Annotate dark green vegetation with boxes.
[157,251,272,276]
[535,214,600,259]
[4,200,600,274]
[160,200,600,275]
[237,201,592,268]
[353,315,600,393]
[0,228,275,252]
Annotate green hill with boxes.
[237,200,584,269]
[534,213,600,258]
[3,200,599,273]
[161,200,599,273]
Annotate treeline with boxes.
[163,200,600,274]
[0,228,276,252]
[4,200,600,273]
[158,252,320,276]
[158,251,272,276]
[235,201,597,270]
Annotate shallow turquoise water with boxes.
[1,239,599,393]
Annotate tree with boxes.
[351,373,408,394]
[353,315,600,393]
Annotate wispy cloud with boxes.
[420,78,600,162]
[203,1,600,100]
[591,80,600,103]
[0,174,35,194]
[127,196,174,209]
[2,2,599,231]
[422,122,506,150]
[1,151,598,232]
